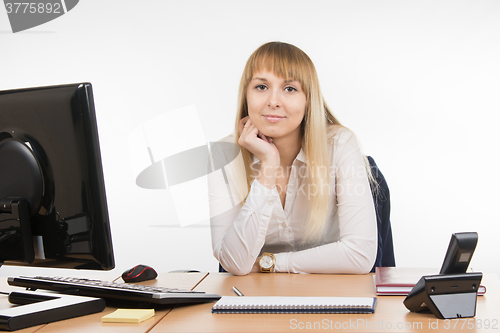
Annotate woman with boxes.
[209,41,377,275]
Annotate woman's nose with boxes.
[267,90,281,109]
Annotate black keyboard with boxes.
[8,276,221,305]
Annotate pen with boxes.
[232,286,244,297]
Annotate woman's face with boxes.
[246,70,306,141]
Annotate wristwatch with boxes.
[258,252,276,273]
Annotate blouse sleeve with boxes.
[274,130,378,274]
[208,144,280,275]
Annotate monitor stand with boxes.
[0,289,105,331]
[0,198,35,264]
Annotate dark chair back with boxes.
[367,156,395,272]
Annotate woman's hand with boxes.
[238,117,279,165]
[238,117,280,189]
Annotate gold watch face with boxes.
[260,255,273,269]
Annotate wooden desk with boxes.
[0,272,208,333]
[151,273,500,333]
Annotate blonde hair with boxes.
[235,41,341,240]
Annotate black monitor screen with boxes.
[0,83,114,270]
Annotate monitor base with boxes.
[0,289,105,331]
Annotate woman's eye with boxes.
[285,86,297,92]
[255,84,267,91]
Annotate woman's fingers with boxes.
[238,116,250,135]
[238,119,279,165]
[257,132,272,143]
[240,117,274,145]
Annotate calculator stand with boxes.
[0,290,105,331]
[403,272,482,319]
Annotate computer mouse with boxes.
[122,264,158,283]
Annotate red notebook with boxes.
[374,267,486,296]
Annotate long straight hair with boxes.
[235,42,341,240]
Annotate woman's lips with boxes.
[262,115,285,123]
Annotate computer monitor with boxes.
[0,82,114,271]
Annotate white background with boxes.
[1,0,499,277]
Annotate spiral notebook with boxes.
[212,296,377,314]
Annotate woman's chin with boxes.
[252,124,274,138]
[255,123,298,141]
[259,130,279,139]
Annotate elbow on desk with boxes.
[338,241,377,274]
[213,251,253,276]
[356,254,377,274]
[218,262,253,276]
[347,259,374,274]
[227,266,252,276]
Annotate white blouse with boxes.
[208,125,377,275]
